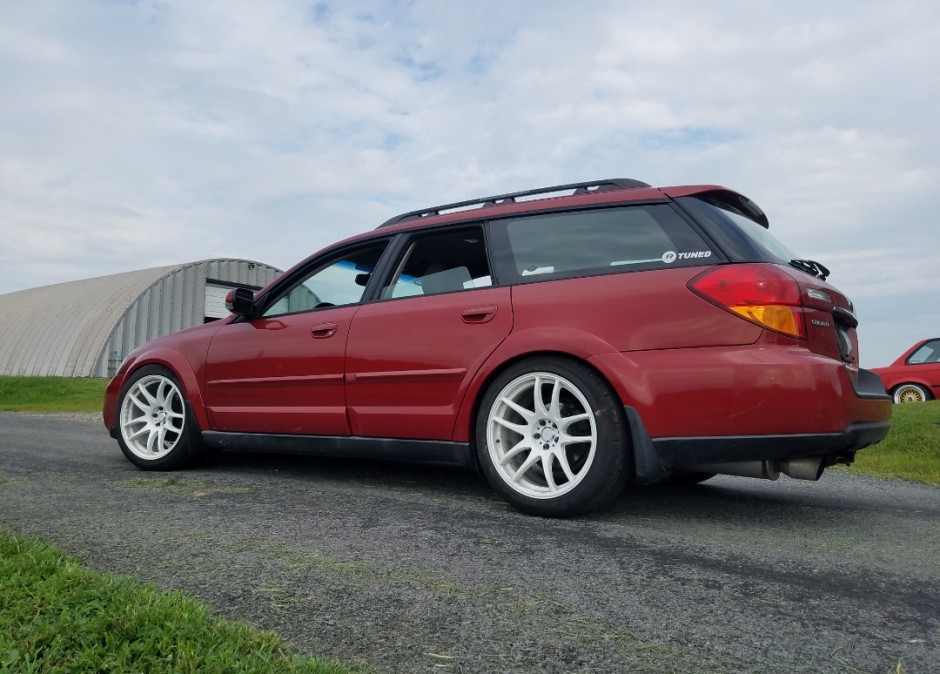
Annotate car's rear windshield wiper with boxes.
[789,259,830,281]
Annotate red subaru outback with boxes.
[103,179,892,517]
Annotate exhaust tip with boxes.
[779,458,825,481]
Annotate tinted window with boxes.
[677,195,797,264]
[262,242,388,317]
[494,205,714,282]
[908,340,940,364]
[382,226,492,299]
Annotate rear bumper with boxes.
[588,347,892,483]
[628,411,891,484]
[650,420,890,469]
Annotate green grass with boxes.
[0,376,107,413]
[0,528,354,674]
[841,400,940,485]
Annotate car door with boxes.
[203,240,389,435]
[345,225,513,440]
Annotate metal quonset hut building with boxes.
[0,259,282,379]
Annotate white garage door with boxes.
[204,283,233,320]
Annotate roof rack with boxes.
[377,178,651,229]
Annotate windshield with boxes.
[677,195,802,267]
[719,207,797,263]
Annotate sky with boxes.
[1,0,938,368]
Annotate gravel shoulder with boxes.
[1,412,938,673]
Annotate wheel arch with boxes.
[114,349,209,432]
[454,325,644,442]
[456,344,635,478]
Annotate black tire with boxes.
[114,365,208,470]
[475,357,630,517]
[661,470,716,486]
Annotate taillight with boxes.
[689,264,806,338]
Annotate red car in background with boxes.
[103,178,892,517]
[872,338,940,403]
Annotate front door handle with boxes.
[311,322,338,339]
[461,306,498,324]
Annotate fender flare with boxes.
[118,348,210,431]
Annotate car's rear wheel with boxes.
[116,365,206,470]
[893,383,929,404]
[476,357,629,517]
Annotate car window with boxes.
[676,195,798,265]
[382,226,492,299]
[262,241,388,317]
[908,340,940,364]
[493,205,714,282]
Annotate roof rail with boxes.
[377,178,651,229]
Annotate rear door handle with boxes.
[461,306,498,324]
[311,322,338,338]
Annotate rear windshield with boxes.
[492,204,716,283]
[676,195,798,265]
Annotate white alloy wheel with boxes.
[119,373,187,461]
[893,383,928,404]
[486,371,598,499]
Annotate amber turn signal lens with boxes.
[728,304,802,338]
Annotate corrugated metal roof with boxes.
[0,259,282,378]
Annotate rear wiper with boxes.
[789,258,830,281]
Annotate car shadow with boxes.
[196,448,880,530]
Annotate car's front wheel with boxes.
[476,357,630,517]
[116,365,206,470]
[893,383,929,404]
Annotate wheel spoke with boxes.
[155,380,172,406]
[533,376,550,417]
[559,411,590,430]
[553,448,577,482]
[137,384,157,406]
[500,395,535,422]
[145,427,159,455]
[511,451,541,484]
[127,425,150,441]
[548,379,563,419]
[559,430,593,447]
[493,416,527,436]
[542,454,558,491]
[128,391,150,413]
[499,439,532,466]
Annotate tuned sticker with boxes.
[662,250,712,263]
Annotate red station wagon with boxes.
[103,178,892,516]
[872,338,940,403]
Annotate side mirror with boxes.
[225,287,255,317]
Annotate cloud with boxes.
[1,0,938,367]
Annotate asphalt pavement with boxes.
[1,412,938,673]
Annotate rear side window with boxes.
[491,205,715,283]
[908,340,940,364]
[381,226,493,299]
